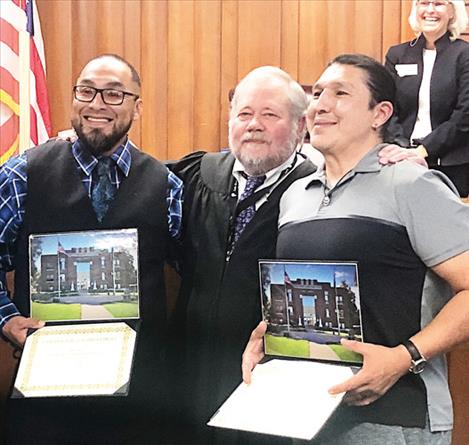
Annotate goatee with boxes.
[72,119,132,156]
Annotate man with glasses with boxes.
[0,54,182,445]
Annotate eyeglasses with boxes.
[73,85,139,105]
[416,0,450,10]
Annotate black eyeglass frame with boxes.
[73,85,140,105]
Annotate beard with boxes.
[229,125,300,176]
[72,117,132,156]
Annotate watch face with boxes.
[412,359,427,374]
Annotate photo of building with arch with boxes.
[30,229,139,321]
[259,260,363,364]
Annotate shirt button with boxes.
[322,196,330,206]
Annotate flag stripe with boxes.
[0,136,19,164]
[0,0,51,160]
[0,66,20,105]
[30,38,51,134]
[0,114,19,157]
[0,18,20,54]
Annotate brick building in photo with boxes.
[269,277,360,333]
[38,246,137,294]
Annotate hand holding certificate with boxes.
[209,259,363,439]
[11,229,141,399]
[208,359,352,440]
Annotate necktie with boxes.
[233,174,266,243]
[91,157,116,222]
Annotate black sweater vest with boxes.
[14,140,169,340]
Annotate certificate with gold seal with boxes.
[12,322,136,398]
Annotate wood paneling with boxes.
[141,0,168,159]
[449,342,469,445]
[35,0,416,158]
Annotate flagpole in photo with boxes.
[334,268,341,337]
[111,246,116,296]
[283,265,291,333]
[56,237,61,300]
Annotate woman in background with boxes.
[385,0,469,197]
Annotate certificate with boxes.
[12,322,136,398]
[208,359,352,440]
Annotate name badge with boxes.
[395,64,418,77]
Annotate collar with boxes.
[72,137,132,177]
[305,143,389,189]
[411,31,452,53]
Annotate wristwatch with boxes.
[402,340,427,374]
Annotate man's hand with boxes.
[378,145,428,168]
[241,321,267,384]
[2,316,45,348]
[328,339,411,406]
[56,129,78,143]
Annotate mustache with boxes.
[241,133,270,144]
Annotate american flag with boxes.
[57,241,66,255]
[0,0,51,164]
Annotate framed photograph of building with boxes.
[29,228,139,322]
[259,260,363,365]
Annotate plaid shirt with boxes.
[0,139,183,329]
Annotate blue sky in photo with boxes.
[263,261,358,287]
[31,229,138,271]
[260,261,360,311]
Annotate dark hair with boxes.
[328,54,395,139]
[90,54,141,88]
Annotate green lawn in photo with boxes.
[32,302,81,321]
[265,333,310,358]
[103,302,139,318]
[329,344,363,363]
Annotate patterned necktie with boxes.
[233,174,266,243]
[91,157,116,222]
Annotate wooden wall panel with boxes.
[351,1,383,60]
[280,0,299,80]
[298,0,328,85]
[219,0,239,148]
[167,0,194,159]
[382,1,403,61]
[141,0,168,160]
[35,0,419,157]
[237,0,282,77]
[194,1,222,152]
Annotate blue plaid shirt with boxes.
[0,139,183,329]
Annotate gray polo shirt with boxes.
[277,143,469,431]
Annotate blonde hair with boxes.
[408,0,469,41]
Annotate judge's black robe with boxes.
[168,151,316,445]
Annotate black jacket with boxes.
[168,151,316,445]
[385,32,469,166]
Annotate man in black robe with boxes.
[168,66,317,445]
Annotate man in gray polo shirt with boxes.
[243,54,469,445]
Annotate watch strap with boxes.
[403,339,424,362]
